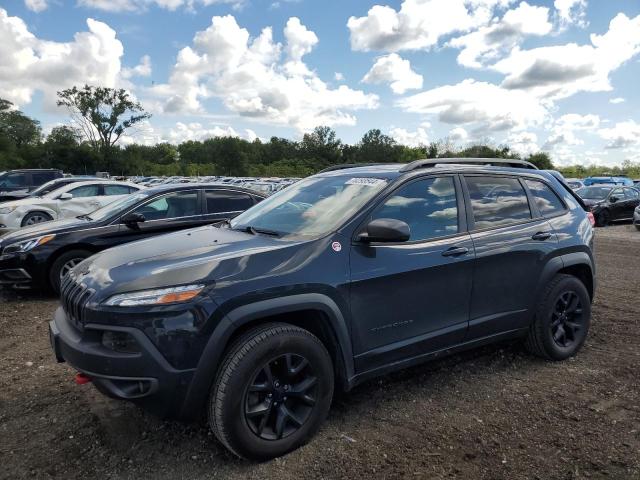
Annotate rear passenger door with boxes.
[203,189,257,223]
[462,175,558,340]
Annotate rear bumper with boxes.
[49,306,195,418]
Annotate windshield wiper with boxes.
[233,224,281,237]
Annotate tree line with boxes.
[1,86,639,179]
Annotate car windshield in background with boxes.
[229,175,388,238]
[29,180,65,197]
[86,192,149,221]
[576,186,612,200]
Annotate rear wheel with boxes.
[49,249,92,294]
[525,274,591,360]
[209,323,334,461]
[21,211,53,227]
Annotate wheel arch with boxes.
[20,209,55,226]
[180,293,354,419]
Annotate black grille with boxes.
[60,275,93,329]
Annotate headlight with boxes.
[0,206,17,214]
[3,234,55,254]
[103,284,205,307]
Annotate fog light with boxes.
[102,331,140,353]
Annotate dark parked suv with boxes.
[49,159,595,460]
[0,169,63,202]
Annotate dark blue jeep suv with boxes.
[49,159,595,460]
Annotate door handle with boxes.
[442,246,469,257]
[532,231,552,241]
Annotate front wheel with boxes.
[21,211,53,227]
[209,323,334,461]
[596,209,610,227]
[525,274,591,360]
[49,249,92,294]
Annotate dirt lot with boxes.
[1,225,639,480]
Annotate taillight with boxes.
[587,211,595,226]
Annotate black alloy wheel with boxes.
[245,353,317,440]
[550,291,584,348]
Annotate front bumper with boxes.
[0,251,44,287]
[49,306,196,418]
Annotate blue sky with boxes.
[2,0,640,165]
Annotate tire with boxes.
[21,211,53,227]
[596,209,610,227]
[635,224,640,231]
[49,249,92,294]
[525,274,591,361]
[209,323,334,461]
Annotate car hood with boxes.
[0,217,90,243]
[76,225,305,298]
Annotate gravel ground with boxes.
[1,225,639,480]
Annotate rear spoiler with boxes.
[544,170,589,212]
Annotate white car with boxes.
[0,180,141,232]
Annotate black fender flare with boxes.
[179,293,354,418]
[533,251,595,310]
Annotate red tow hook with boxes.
[75,373,91,385]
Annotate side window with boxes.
[32,172,54,185]
[371,176,458,241]
[104,184,134,196]
[206,190,254,213]
[0,173,28,188]
[465,176,531,229]
[68,184,100,198]
[624,188,639,199]
[610,188,624,200]
[524,179,566,216]
[131,191,199,221]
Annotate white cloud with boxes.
[150,15,379,131]
[507,131,539,155]
[347,0,514,53]
[609,97,625,104]
[599,120,640,149]
[121,55,151,78]
[495,13,640,100]
[0,8,123,109]
[389,126,429,146]
[449,1,552,69]
[76,0,246,13]
[120,120,260,145]
[554,0,588,28]
[448,127,468,142]
[334,72,344,81]
[24,0,48,12]
[362,53,423,94]
[396,79,549,134]
[542,113,599,150]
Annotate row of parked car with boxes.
[564,176,640,229]
[126,175,301,196]
[0,169,275,291]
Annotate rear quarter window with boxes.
[524,179,567,216]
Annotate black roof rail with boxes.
[398,157,538,172]
[317,163,389,174]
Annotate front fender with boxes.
[179,293,354,419]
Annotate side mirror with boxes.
[122,212,145,227]
[59,192,73,200]
[609,196,618,203]
[359,218,411,243]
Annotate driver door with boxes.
[349,175,474,373]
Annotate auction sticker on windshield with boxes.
[345,178,386,186]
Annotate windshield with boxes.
[29,180,65,197]
[86,192,149,221]
[576,186,612,200]
[230,175,389,238]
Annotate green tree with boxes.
[56,85,151,171]
[356,129,401,163]
[526,152,554,170]
[0,99,42,148]
[301,126,342,164]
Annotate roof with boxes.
[142,182,268,197]
[315,158,539,180]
